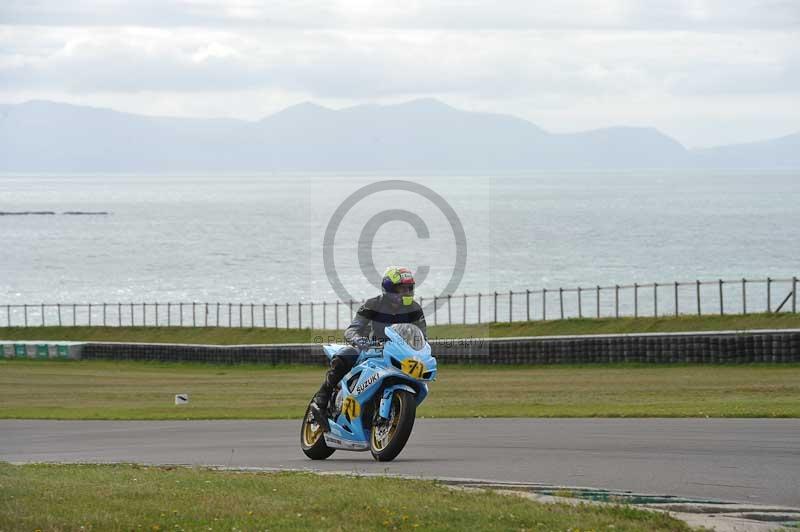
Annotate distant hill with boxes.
[0,99,797,171]
[692,132,800,169]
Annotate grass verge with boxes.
[0,463,693,531]
[1,359,798,419]
[0,312,798,345]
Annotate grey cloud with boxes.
[1,28,796,101]
[670,53,800,95]
[2,0,799,30]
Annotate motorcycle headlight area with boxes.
[390,356,436,380]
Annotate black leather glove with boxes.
[353,336,371,352]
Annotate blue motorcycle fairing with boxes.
[379,383,418,418]
[317,326,437,451]
[322,344,348,360]
[322,360,388,450]
[382,327,438,382]
[322,343,384,365]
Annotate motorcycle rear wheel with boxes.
[370,390,416,462]
[300,403,335,460]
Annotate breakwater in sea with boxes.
[0,211,109,216]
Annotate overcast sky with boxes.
[1,0,798,148]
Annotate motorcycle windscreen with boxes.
[389,323,426,351]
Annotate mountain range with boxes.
[1,99,797,172]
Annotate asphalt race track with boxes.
[1,418,798,507]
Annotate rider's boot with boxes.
[310,357,349,432]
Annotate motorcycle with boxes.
[300,323,437,462]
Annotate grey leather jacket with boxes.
[344,295,427,346]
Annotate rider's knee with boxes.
[331,347,358,370]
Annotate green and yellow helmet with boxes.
[381,266,416,306]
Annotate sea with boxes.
[1,171,797,325]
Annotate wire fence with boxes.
[1,276,797,329]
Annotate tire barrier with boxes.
[5,329,797,365]
[430,330,800,364]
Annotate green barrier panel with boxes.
[14,344,27,358]
[36,344,49,359]
[58,345,70,359]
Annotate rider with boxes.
[310,266,427,425]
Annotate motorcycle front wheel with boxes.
[300,403,335,460]
[370,390,416,462]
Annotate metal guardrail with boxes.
[1,276,797,329]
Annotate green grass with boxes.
[0,312,798,345]
[0,463,693,531]
[1,359,798,419]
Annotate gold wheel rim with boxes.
[303,409,323,447]
[372,394,402,451]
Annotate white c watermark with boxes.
[322,180,467,313]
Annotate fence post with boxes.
[493,292,498,323]
[130,303,134,326]
[614,285,619,318]
[463,294,467,324]
[24,304,28,327]
[433,296,438,325]
[251,303,255,328]
[793,276,797,314]
[559,288,564,319]
[506,290,511,322]
[228,303,232,327]
[742,279,747,315]
[179,303,184,327]
[719,279,724,315]
[73,304,76,326]
[696,280,701,315]
[239,303,243,328]
[577,287,582,318]
[206,303,210,327]
[262,303,266,328]
[478,293,482,323]
[192,302,196,327]
[298,302,302,329]
[674,282,679,316]
[57,303,62,326]
[653,283,658,317]
[542,289,547,321]
[322,302,326,330]
[447,294,452,324]
[767,277,772,313]
[596,285,600,318]
[526,289,530,321]
[143,303,146,326]
[41,303,45,327]
[285,303,290,329]
[216,303,220,327]
[634,283,638,318]
[156,303,159,327]
[88,304,92,326]
[349,299,354,317]
[103,303,107,326]
[6,304,10,327]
